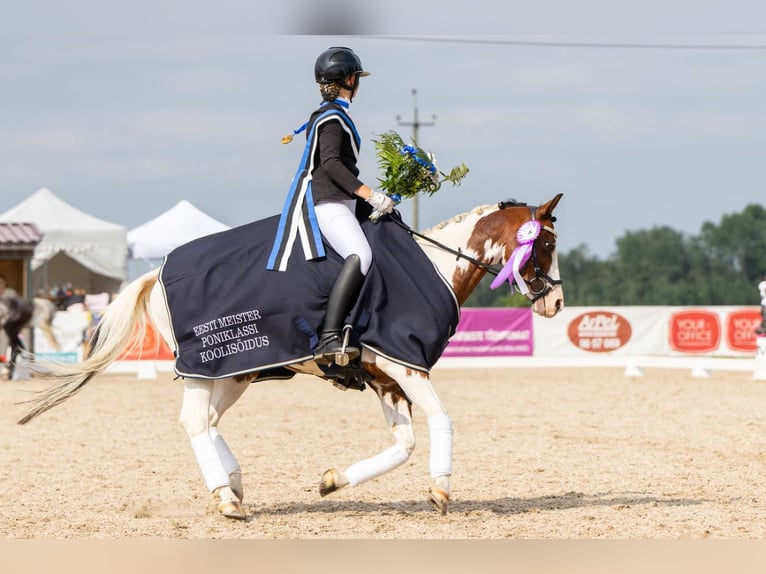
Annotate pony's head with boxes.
[470,193,564,318]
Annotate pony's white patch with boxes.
[531,247,564,317]
[548,249,561,280]
[455,246,480,272]
[483,239,506,264]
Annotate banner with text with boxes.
[443,308,533,357]
[532,306,762,358]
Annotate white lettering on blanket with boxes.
[191,309,270,363]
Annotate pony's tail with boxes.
[17,269,161,425]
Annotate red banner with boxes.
[118,322,174,361]
[726,309,762,352]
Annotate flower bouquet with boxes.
[373,131,469,204]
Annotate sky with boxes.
[2,1,766,259]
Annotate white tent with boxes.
[0,188,128,294]
[127,199,230,260]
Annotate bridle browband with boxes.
[388,201,563,303]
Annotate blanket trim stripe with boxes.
[171,354,317,381]
[359,344,430,374]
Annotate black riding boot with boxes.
[314,254,365,366]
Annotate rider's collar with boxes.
[332,97,351,109]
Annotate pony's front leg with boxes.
[179,378,246,520]
[377,359,454,515]
[320,384,415,497]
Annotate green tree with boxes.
[609,226,697,305]
[557,243,615,305]
[464,274,528,307]
[697,204,766,303]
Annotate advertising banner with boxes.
[443,308,533,357]
[666,307,762,356]
[533,306,762,358]
[534,306,667,357]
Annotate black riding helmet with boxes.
[314,46,370,94]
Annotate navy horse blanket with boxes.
[159,212,460,380]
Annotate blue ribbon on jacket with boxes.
[267,102,361,272]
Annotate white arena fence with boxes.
[24,306,766,381]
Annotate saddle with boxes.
[159,212,459,385]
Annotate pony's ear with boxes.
[539,193,563,220]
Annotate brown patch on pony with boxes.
[450,207,527,304]
[364,363,410,404]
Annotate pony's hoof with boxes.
[428,486,449,515]
[319,468,340,497]
[218,499,247,520]
[230,472,244,503]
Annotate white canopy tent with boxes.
[0,188,128,294]
[127,199,230,260]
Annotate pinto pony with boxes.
[17,195,564,519]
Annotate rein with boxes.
[387,213,500,276]
[386,202,562,303]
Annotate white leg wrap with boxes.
[209,428,241,475]
[190,432,230,492]
[428,412,453,478]
[344,444,409,487]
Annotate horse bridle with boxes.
[389,201,563,303]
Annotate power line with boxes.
[364,35,766,51]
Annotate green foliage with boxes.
[463,203,766,307]
[464,274,530,308]
[373,131,469,199]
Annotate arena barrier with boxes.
[439,306,763,379]
[32,306,765,380]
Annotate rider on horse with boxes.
[268,47,395,367]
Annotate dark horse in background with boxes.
[0,297,60,380]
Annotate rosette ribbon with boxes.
[489,220,542,294]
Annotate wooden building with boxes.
[0,222,43,298]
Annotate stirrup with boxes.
[329,326,358,367]
[314,326,358,366]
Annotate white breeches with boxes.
[315,199,372,274]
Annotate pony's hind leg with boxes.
[209,377,251,503]
[180,378,249,520]
[320,371,415,497]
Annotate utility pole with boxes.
[397,88,435,231]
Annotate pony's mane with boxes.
[422,204,497,234]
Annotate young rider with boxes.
[268,46,394,366]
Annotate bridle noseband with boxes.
[388,201,563,303]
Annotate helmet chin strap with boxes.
[339,74,360,102]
